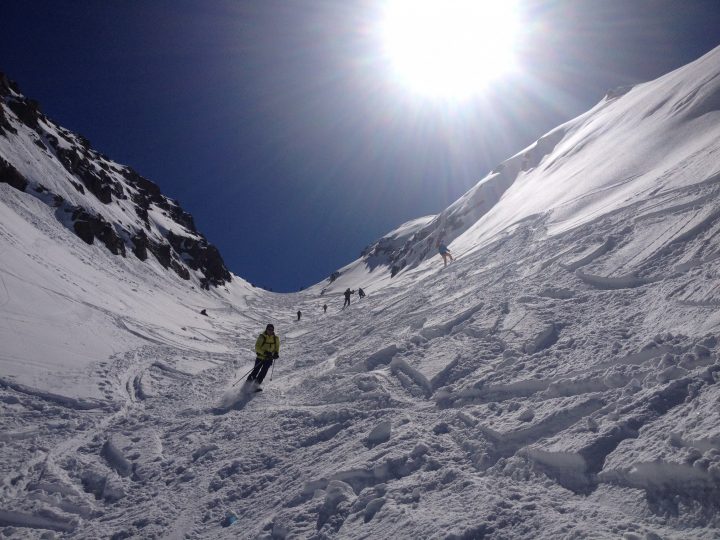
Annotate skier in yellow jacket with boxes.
[247,324,280,388]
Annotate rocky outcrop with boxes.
[131,230,149,261]
[0,74,19,137]
[0,157,28,191]
[145,240,191,281]
[6,97,41,132]
[119,168,196,233]
[55,146,120,204]
[167,231,230,287]
[0,72,231,287]
[70,207,126,256]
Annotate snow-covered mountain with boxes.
[0,73,231,289]
[325,44,720,293]
[2,46,720,539]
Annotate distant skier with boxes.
[436,239,454,267]
[342,288,355,309]
[358,288,366,299]
[297,310,302,321]
[246,324,280,389]
[323,304,327,313]
[521,151,531,171]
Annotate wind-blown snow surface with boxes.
[3,48,720,539]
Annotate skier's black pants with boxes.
[247,358,273,384]
[343,298,350,308]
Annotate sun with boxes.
[381,0,520,99]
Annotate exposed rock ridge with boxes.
[0,72,230,288]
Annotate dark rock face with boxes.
[0,72,232,287]
[123,168,195,231]
[6,98,41,131]
[201,244,231,285]
[0,105,16,136]
[0,157,28,191]
[70,208,126,256]
[168,231,231,286]
[0,74,19,136]
[131,230,149,261]
[56,147,119,204]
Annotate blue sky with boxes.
[2,0,720,291]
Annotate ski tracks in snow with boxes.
[3,176,720,537]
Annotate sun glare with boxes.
[381,0,520,99]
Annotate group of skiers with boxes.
[244,238,454,390]
[319,287,369,315]
[342,287,365,308]
[247,286,368,389]
[294,238,452,326]
[310,287,369,318]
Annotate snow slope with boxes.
[326,45,720,290]
[2,47,720,539]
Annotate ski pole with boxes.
[233,365,255,387]
[270,359,276,381]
